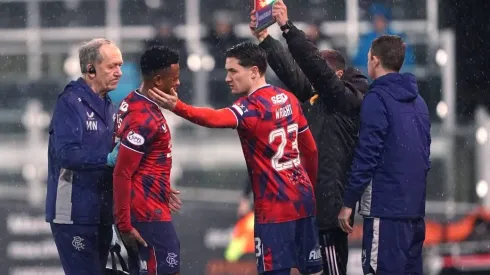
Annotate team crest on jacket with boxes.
[127,131,145,145]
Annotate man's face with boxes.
[225,57,255,95]
[154,64,181,94]
[94,44,123,95]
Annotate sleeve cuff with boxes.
[343,191,359,209]
[282,25,302,41]
[116,222,133,233]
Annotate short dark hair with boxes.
[370,35,406,72]
[225,42,267,75]
[320,49,346,71]
[140,45,179,78]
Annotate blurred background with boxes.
[0,0,489,274]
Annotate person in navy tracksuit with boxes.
[338,35,431,275]
[46,38,123,275]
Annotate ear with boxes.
[251,66,259,79]
[153,74,163,86]
[86,65,94,78]
[372,55,381,68]
[336,70,344,79]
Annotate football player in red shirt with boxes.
[149,42,323,275]
[113,45,182,275]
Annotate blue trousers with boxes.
[362,217,425,275]
[51,223,113,275]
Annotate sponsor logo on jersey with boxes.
[271,93,288,105]
[127,131,145,146]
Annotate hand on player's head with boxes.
[272,0,289,27]
[148,87,178,111]
[249,10,268,42]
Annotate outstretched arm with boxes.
[272,0,362,111]
[172,100,238,129]
[249,11,314,103]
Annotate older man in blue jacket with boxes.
[338,35,431,275]
[46,38,123,274]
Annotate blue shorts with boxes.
[50,223,113,275]
[362,217,425,275]
[254,216,323,274]
[126,221,180,275]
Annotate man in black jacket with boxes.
[250,1,369,274]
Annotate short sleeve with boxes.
[228,98,260,130]
[120,114,157,154]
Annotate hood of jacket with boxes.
[370,72,418,102]
[342,66,369,95]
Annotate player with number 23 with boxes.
[148,42,323,275]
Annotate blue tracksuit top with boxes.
[343,73,431,219]
[46,78,116,225]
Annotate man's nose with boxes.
[115,67,122,77]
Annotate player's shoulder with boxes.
[231,94,256,110]
[120,96,159,130]
[257,85,298,106]
[274,87,299,102]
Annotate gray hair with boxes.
[78,38,115,73]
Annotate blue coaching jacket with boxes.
[46,78,116,225]
[343,73,431,219]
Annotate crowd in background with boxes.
[111,2,415,108]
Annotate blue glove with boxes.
[107,142,120,167]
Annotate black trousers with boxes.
[319,228,349,275]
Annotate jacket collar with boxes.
[72,78,111,125]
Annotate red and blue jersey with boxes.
[113,90,173,232]
[172,84,318,224]
[228,85,316,224]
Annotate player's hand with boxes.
[338,206,354,234]
[237,197,251,217]
[272,0,289,27]
[169,187,182,213]
[120,228,147,252]
[107,142,120,167]
[249,10,269,42]
[148,87,178,111]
